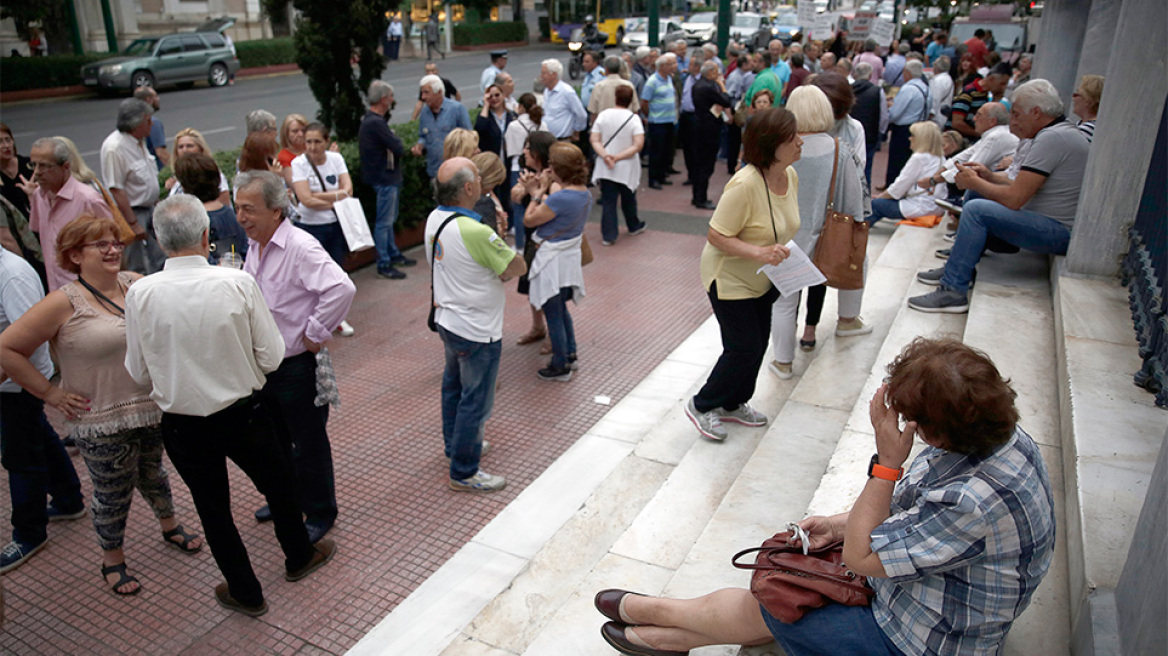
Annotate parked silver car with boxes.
[621,19,686,50]
[81,32,240,92]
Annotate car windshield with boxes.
[688,14,716,24]
[778,13,798,25]
[734,15,759,27]
[123,39,157,56]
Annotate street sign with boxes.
[850,11,877,40]
[870,18,896,47]
[812,13,837,40]
[797,0,817,29]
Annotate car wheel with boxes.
[209,63,229,87]
[131,70,155,89]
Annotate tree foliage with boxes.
[284,0,394,141]
[1,0,74,55]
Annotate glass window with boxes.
[180,35,208,52]
[158,39,183,56]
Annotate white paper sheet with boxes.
[758,241,827,297]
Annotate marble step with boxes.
[514,223,943,656]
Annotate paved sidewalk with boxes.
[0,218,712,655]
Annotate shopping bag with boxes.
[334,197,375,252]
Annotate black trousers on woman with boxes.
[694,281,781,414]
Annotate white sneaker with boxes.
[835,317,874,337]
[338,320,355,337]
[768,360,794,380]
[720,403,768,427]
[449,469,506,492]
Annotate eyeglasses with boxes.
[31,161,61,170]
[82,240,126,253]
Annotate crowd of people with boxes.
[0,26,1099,648]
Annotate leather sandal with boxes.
[517,327,546,345]
[101,562,141,596]
[162,524,203,554]
[800,339,816,352]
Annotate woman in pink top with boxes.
[0,215,203,596]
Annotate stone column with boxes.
[1073,0,1121,81]
[1065,0,1168,278]
[1032,0,1091,111]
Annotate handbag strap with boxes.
[826,137,840,213]
[307,157,341,221]
[603,112,637,149]
[429,212,466,311]
[762,170,780,244]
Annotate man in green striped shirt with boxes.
[641,53,678,189]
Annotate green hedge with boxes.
[235,37,297,69]
[452,21,528,46]
[0,54,107,92]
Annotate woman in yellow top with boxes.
[685,108,803,442]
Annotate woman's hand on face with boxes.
[44,386,89,420]
[797,515,841,550]
[269,160,283,176]
[869,383,916,469]
[756,243,790,266]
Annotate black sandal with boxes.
[162,524,203,554]
[101,562,141,596]
[800,339,817,352]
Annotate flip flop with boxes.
[101,562,141,596]
[162,524,203,554]
[517,328,547,345]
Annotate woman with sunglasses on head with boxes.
[0,214,203,596]
[165,128,232,205]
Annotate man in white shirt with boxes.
[101,98,165,274]
[124,194,335,617]
[386,15,403,61]
[480,50,507,97]
[919,102,1018,190]
[540,59,588,140]
[929,55,955,129]
[425,158,525,492]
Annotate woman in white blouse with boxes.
[867,121,946,226]
[589,85,646,245]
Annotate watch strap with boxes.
[868,454,903,481]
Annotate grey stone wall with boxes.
[1115,432,1167,656]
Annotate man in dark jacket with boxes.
[690,61,734,210]
[850,61,886,185]
[358,80,416,280]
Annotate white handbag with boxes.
[333,197,375,252]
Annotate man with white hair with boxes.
[690,60,734,209]
[359,80,415,279]
[125,193,336,616]
[632,46,653,94]
[884,59,931,187]
[540,58,588,141]
[101,98,164,274]
[929,55,954,128]
[411,74,471,180]
[426,157,525,492]
[244,109,277,136]
[589,55,641,118]
[701,43,723,74]
[919,102,1017,190]
[641,53,679,189]
[910,80,1090,313]
[884,42,910,87]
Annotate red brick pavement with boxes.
[0,222,713,655]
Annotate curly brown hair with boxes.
[884,337,1019,458]
[548,142,588,186]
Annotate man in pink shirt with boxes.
[236,170,355,544]
[855,39,885,84]
[28,138,112,291]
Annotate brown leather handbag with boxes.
[812,139,868,290]
[731,529,874,624]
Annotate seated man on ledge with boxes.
[909,79,1089,314]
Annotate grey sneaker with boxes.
[935,248,951,260]
[684,397,728,441]
[720,403,768,427]
[450,469,506,492]
[916,267,945,286]
[908,287,970,314]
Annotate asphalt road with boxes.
[1,44,571,172]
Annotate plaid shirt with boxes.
[869,426,1056,656]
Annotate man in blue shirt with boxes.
[767,39,791,87]
[479,50,507,97]
[884,60,931,187]
[359,80,416,279]
[640,53,678,189]
[677,55,702,187]
[579,51,605,108]
[411,74,472,179]
[540,59,588,141]
[133,86,168,170]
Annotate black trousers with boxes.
[694,281,780,413]
[885,123,913,188]
[805,284,827,326]
[678,112,698,182]
[647,122,675,184]
[162,397,313,607]
[691,126,720,204]
[259,352,337,526]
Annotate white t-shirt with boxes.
[590,108,645,191]
[424,209,517,343]
[291,151,347,225]
[503,114,548,171]
[101,130,160,208]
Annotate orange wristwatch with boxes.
[868,454,903,481]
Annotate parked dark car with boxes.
[81,32,240,92]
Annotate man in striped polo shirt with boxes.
[640,53,678,190]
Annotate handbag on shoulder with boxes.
[812,138,868,290]
[731,525,874,624]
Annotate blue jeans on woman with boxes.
[510,170,528,249]
[941,199,1071,293]
[761,602,905,656]
[866,198,904,226]
[295,221,348,266]
[542,287,577,370]
[438,326,501,481]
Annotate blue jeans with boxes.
[599,179,643,243]
[866,198,904,226]
[761,602,906,656]
[373,184,404,268]
[541,287,577,369]
[0,391,83,545]
[864,143,876,186]
[438,327,501,480]
[510,170,528,249]
[942,199,1071,293]
[295,221,348,266]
